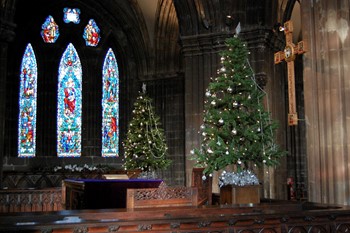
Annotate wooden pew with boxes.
[0,201,349,233]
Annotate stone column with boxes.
[302,0,350,205]
[181,33,228,187]
[0,1,17,188]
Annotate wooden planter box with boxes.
[220,185,260,205]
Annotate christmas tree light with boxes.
[123,84,171,174]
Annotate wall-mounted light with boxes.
[274,21,293,33]
[273,23,282,32]
[225,15,233,26]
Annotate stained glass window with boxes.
[57,43,82,157]
[18,44,38,157]
[41,15,59,43]
[23,8,114,157]
[63,8,80,24]
[83,19,100,46]
[102,49,119,157]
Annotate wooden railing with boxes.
[0,188,62,212]
[1,202,350,232]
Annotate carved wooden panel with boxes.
[0,188,62,212]
[127,182,198,208]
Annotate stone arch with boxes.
[153,0,181,77]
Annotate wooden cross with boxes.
[274,20,306,126]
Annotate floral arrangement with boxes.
[138,171,158,179]
[52,164,112,173]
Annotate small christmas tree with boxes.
[192,36,285,186]
[123,84,171,174]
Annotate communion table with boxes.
[62,178,162,210]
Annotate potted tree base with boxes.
[220,185,260,205]
[218,170,261,205]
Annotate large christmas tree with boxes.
[123,85,171,173]
[192,36,285,182]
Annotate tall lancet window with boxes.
[18,43,38,157]
[101,49,119,157]
[57,43,82,157]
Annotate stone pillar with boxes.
[0,1,17,188]
[181,33,228,187]
[302,0,350,205]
